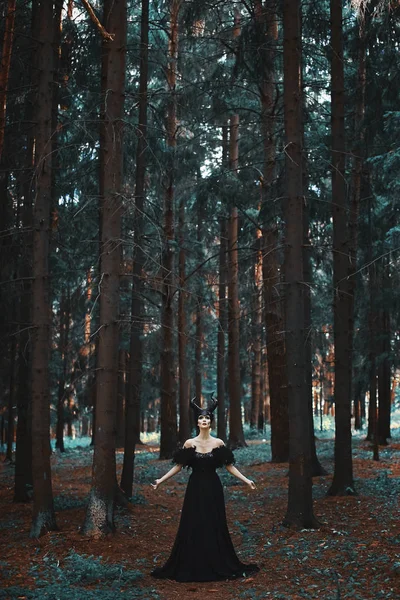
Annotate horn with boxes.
[190,396,202,412]
[208,392,218,413]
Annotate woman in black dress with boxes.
[151,398,259,582]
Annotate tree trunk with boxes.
[5,334,16,462]
[262,230,289,462]
[227,115,246,449]
[120,0,149,498]
[159,0,181,459]
[116,349,126,448]
[250,232,263,429]
[56,288,70,452]
[82,0,126,535]
[14,0,36,500]
[195,189,204,403]
[178,196,190,442]
[30,0,58,538]
[0,0,16,161]
[282,0,319,529]
[255,0,289,461]
[328,0,356,497]
[378,309,391,445]
[217,217,227,441]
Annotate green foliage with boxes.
[0,551,153,600]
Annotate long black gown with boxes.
[151,445,259,582]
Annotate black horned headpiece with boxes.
[190,393,218,422]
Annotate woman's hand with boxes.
[151,479,161,490]
[246,479,256,490]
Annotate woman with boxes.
[151,397,259,582]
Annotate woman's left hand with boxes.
[247,479,256,490]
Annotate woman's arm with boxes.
[151,464,182,490]
[226,464,256,490]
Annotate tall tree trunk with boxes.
[116,349,126,447]
[262,230,289,461]
[195,189,204,403]
[5,333,16,462]
[159,0,181,459]
[30,0,58,538]
[14,0,36,502]
[250,232,262,429]
[0,0,16,161]
[255,0,289,461]
[328,0,356,497]
[282,0,319,529]
[227,115,246,448]
[378,306,391,445]
[120,0,149,501]
[56,288,70,452]
[178,196,190,442]
[217,217,227,441]
[82,0,126,535]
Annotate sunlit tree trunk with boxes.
[282,0,319,529]
[30,0,58,538]
[82,0,126,534]
[328,0,356,496]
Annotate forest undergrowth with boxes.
[1,430,400,600]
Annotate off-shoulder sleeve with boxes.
[172,446,195,468]
[213,445,235,467]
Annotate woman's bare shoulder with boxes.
[212,437,225,448]
[183,438,196,448]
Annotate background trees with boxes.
[0,0,400,535]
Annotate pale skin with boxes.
[151,414,256,491]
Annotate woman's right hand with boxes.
[151,479,161,490]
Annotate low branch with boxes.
[79,0,114,41]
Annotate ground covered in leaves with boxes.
[1,430,400,600]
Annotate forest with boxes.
[0,0,400,598]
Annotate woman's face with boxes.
[197,414,211,429]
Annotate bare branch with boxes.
[79,0,114,41]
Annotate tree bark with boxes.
[13,0,37,502]
[116,349,126,448]
[250,232,263,429]
[30,0,58,538]
[0,0,16,162]
[255,0,289,461]
[328,0,356,497]
[178,196,190,442]
[82,0,126,535]
[262,230,289,462]
[56,288,70,452]
[217,218,227,441]
[227,115,246,448]
[282,0,319,529]
[159,0,181,459]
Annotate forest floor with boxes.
[0,430,400,600]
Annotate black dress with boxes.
[151,445,259,582]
